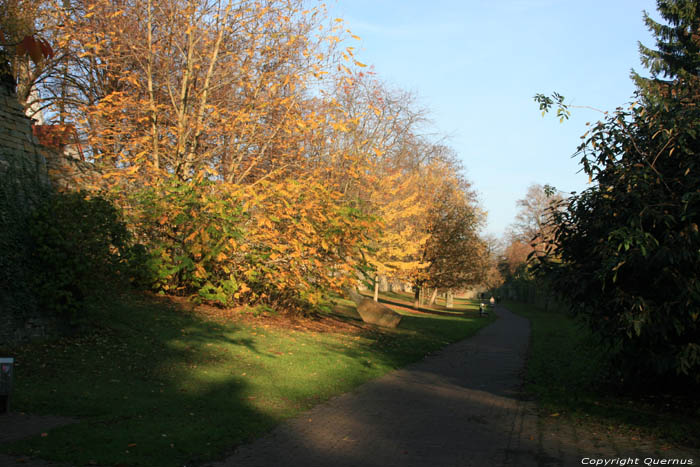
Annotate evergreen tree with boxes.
[632,0,700,104]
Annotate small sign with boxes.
[0,357,13,412]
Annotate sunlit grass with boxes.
[1,292,494,466]
[344,289,481,317]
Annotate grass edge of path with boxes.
[504,299,700,451]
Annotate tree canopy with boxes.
[1,0,488,315]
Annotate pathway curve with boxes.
[207,305,697,467]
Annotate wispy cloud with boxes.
[345,17,464,40]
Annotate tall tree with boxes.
[413,157,486,304]
[15,0,484,315]
[632,0,700,105]
[511,183,564,257]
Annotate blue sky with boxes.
[328,0,660,238]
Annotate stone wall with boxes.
[0,80,50,196]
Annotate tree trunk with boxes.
[373,274,379,302]
[147,0,159,170]
[429,288,438,306]
[413,285,420,309]
[446,289,454,309]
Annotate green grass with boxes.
[1,293,494,467]
[505,300,700,449]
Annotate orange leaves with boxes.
[123,171,374,311]
[194,264,207,279]
[233,282,250,299]
[234,177,373,307]
[35,0,478,313]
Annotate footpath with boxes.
[206,305,698,467]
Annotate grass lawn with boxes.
[355,289,479,316]
[505,300,700,449]
[1,292,494,467]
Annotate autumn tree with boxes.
[407,154,486,307]
[308,72,446,299]
[22,0,379,311]
[497,184,564,304]
[13,0,484,316]
[500,236,530,276]
[480,235,504,294]
[511,183,564,256]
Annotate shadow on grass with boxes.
[0,293,274,467]
[363,292,473,316]
[323,307,497,374]
[505,300,700,449]
[195,305,542,467]
[0,292,497,467]
[331,290,479,319]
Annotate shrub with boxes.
[125,174,374,313]
[27,191,136,321]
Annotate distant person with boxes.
[489,296,495,306]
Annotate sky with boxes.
[327,0,660,239]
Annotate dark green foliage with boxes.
[2,158,140,326]
[507,301,700,448]
[537,1,700,386]
[633,0,700,103]
[0,162,46,317]
[27,191,136,320]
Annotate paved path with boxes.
[206,305,697,467]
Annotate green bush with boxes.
[124,175,247,305]
[124,174,373,313]
[0,163,45,316]
[27,191,137,321]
